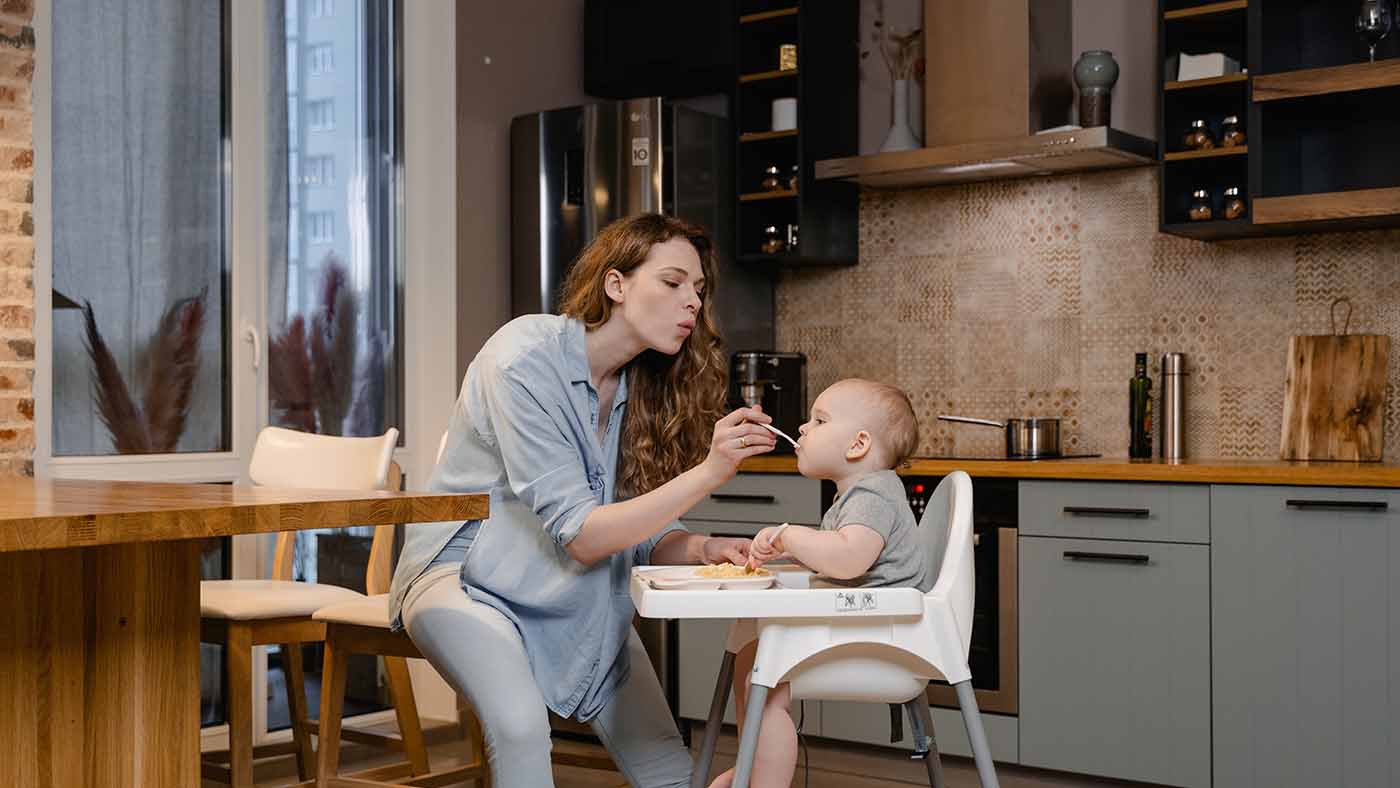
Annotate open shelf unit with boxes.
[1163,145,1247,162]
[732,0,856,266]
[1159,0,1253,233]
[1165,73,1249,91]
[1159,0,1400,239]
[1253,60,1400,101]
[1164,0,1247,21]
[740,7,798,24]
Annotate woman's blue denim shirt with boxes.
[388,314,685,721]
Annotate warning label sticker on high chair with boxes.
[835,592,879,612]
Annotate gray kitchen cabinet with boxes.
[1212,485,1400,788]
[1020,479,1210,544]
[684,472,823,525]
[1019,535,1210,788]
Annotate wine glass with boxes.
[1357,0,1394,63]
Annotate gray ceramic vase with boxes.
[1073,50,1120,127]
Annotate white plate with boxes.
[639,566,776,591]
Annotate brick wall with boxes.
[0,2,32,476]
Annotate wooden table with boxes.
[0,477,488,788]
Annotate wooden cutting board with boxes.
[1280,332,1390,461]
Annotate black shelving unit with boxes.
[1158,0,1256,236]
[734,1,858,266]
[1160,0,1400,240]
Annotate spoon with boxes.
[756,421,799,449]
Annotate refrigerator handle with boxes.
[564,148,583,206]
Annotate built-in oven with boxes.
[821,475,1019,715]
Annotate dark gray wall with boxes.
[455,1,589,382]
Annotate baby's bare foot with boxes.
[707,767,735,788]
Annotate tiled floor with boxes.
[221,721,1157,788]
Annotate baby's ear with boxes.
[846,430,872,461]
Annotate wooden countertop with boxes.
[739,455,1400,488]
[0,478,490,553]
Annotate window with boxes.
[265,0,403,731]
[304,155,334,185]
[307,99,334,131]
[308,43,333,75]
[308,212,333,243]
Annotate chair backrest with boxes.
[249,426,399,490]
[370,431,447,593]
[248,426,400,583]
[919,471,975,648]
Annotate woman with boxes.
[389,213,777,786]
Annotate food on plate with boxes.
[695,562,771,578]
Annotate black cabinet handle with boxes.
[1063,506,1150,518]
[1285,499,1388,512]
[1064,550,1151,565]
[710,493,776,504]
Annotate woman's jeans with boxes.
[402,567,693,787]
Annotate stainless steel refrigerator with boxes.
[511,96,773,352]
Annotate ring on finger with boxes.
[739,436,748,449]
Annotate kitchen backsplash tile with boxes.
[775,168,1400,460]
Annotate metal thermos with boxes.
[1160,353,1186,459]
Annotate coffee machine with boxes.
[729,352,807,454]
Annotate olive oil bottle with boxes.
[1129,353,1153,458]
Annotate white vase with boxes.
[880,78,920,153]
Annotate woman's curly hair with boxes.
[556,214,728,498]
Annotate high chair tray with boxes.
[630,566,925,620]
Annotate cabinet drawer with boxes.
[1020,480,1209,544]
[684,473,821,525]
[1019,536,1210,787]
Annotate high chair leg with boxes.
[691,650,736,788]
[731,683,769,788]
[955,681,1000,788]
[906,699,946,788]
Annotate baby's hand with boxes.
[748,523,789,567]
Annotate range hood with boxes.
[817,0,1157,189]
[815,126,1156,189]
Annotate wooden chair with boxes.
[199,426,424,787]
[308,431,480,786]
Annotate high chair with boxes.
[688,470,1000,788]
[200,426,414,787]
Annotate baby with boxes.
[709,377,931,788]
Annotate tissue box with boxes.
[1170,52,1242,81]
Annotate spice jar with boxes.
[1183,119,1214,150]
[1222,185,1246,219]
[761,225,786,255]
[1188,188,1213,222]
[760,165,781,191]
[779,43,797,71]
[786,163,799,191]
[1220,115,1245,148]
[786,223,800,250]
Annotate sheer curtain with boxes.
[50,0,227,456]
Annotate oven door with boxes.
[927,526,1018,715]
